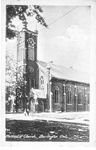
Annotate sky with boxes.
[6,5,91,73]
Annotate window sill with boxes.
[67,104,72,105]
[54,103,59,105]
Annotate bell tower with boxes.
[17,21,38,97]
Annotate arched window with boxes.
[28,47,34,60]
[40,76,44,84]
[40,76,44,90]
[54,86,59,103]
[88,91,90,104]
[78,91,82,104]
[28,38,35,61]
[67,88,72,104]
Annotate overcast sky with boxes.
[6,6,91,73]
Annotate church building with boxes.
[16,22,90,113]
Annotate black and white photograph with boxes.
[1,0,96,147]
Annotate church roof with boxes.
[37,60,90,84]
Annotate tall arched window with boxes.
[40,76,44,90]
[78,89,82,104]
[67,88,72,104]
[88,91,90,104]
[54,86,59,103]
[40,76,44,85]
[78,92,82,104]
[28,38,35,61]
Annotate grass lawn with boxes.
[6,119,89,142]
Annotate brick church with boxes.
[17,22,90,113]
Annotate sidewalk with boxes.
[5,111,90,125]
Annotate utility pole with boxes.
[47,62,52,112]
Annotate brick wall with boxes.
[51,78,90,112]
[51,80,63,112]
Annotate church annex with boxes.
[16,22,90,113]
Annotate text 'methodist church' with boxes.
[17,22,90,113]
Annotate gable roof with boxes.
[37,60,90,84]
[30,88,46,99]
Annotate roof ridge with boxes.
[37,60,89,84]
[37,60,89,74]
